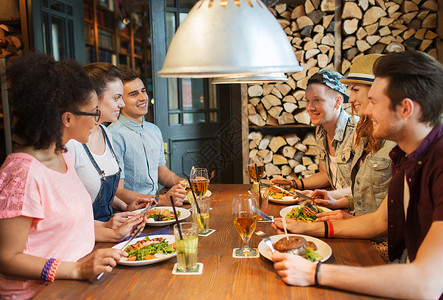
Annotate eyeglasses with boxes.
[72,109,101,122]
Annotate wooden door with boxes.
[150,0,243,183]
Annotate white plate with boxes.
[279,205,332,219]
[258,234,332,262]
[135,206,191,226]
[184,190,212,204]
[113,234,176,266]
[269,196,299,205]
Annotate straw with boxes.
[187,176,201,215]
[255,163,262,208]
[187,176,205,231]
[169,196,183,240]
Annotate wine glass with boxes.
[232,194,258,257]
[190,168,209,197]
[248,157,264,184]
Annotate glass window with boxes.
[209,84,218,109]
[182,78,205,110]
[51,16,64,61]
[166,0,176,7]
[169,113,180,125]
[67,4,73,16]
[180,0,198,9]
[168,78,179,110]
[166,12,176,47]
[179,12,187,25]
[209,112,218,123]
[183,112,205,124]
[50,0,65,13]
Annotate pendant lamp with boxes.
[211,72,288,84]
[158,0,303,78]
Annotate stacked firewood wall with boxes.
[341,0,438,73]
[247,0,440,181]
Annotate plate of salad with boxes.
[113,235,176,266]
[280,205,331,222]
[135,206,191,226]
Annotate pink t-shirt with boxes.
[0,152,95,262]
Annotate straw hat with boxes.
[340,54,383,85]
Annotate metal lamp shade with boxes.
[211,72,288,84]
[158,0,303,78]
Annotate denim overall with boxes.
[83,125,120,222]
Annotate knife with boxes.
[295,191,315,201]
[252,206,274,223]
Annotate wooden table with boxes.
[34,184,385,300]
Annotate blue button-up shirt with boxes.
[108,115,166,195]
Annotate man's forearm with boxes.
[319,263,438,299]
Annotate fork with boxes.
[255,231,275,253]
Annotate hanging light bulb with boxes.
[211,72,288,84]
[158,0,303,78]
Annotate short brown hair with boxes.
[373,51,443,126]
[120,68,140,84]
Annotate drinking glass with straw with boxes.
[187,176,206,233]
[171,196,198,272]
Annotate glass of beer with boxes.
[248,157,264,184]
[190,168,209,197]
[232,194,258,257]
[174,222,198,272]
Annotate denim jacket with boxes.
[351,139,396,216]
[315,109,357,189]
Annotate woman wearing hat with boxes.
[312,54,396,222]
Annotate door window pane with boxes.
[168,78,179,110]
[180,0,198,9]
[209,84,219,109]
[182,78,205,110]
[51,16,63,61]
[169,113,179,125]
[166,0,176,7]
[179,12,187,25]
[166,12,176,47]
[209,112,218,123]
[51,1,65,13]
[183,112,205,124]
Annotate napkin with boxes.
[123,226,171,241]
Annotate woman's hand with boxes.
[272,252,316,286]
[126,197,151,211]
[75,248,127,280]
[104,211,139,229]
[112,214,144,241]
[316,210,354,222]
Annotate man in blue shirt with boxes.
[108,69,186,206]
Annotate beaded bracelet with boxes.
[323,221,329,238]
[47,259,61,282]
[41,258,56,282]
[327,220,334,238]
[315,261,323,286]
[291,179,298,189]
